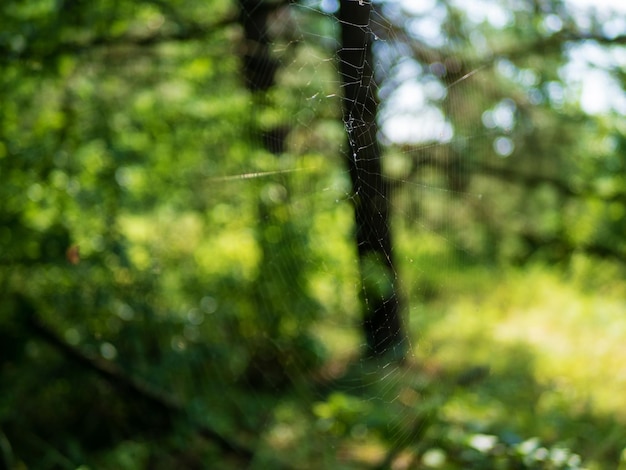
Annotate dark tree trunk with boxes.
[238,0,280,92]
[338,0,406,358]
[238,0,288,155]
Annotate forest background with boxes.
[2,0,626,468]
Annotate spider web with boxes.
[221,0,506,466]
[216,0,626,467]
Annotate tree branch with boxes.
[519,231,625,264]
[394,148,626,205]
[376,18,626,86]
[0,18,236,64]
[2,0,297,64]
[22,304,254,461]
[472,161,626,205]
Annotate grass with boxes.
[114,204,626,468]
[411,262,626,414]
[397,243,626,468]
[302,223,626,467]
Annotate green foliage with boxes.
[1,0,626,468]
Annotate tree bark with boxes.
[238,0,280,92]
[238,0,290,155]
[338,0,406,358]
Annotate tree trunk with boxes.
[238,0,280,92]
[338,0,406,358]
[238,0,288,155]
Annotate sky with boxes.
[381,0,626,144]
[567,0,626,12]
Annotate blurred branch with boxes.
[519,231,625,264]
[472,162,577,196]
[22,302,255,462]
[1,22,230,63]
[377,18,626,82]
[561,32,626,46]
[2,0,295,64]
[26,311,181,412]
[393,152,626,262]
[396,149,626,205]
[472,161,626,205]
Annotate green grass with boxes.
[114,206,626,468]
[397,241,626,468]
[411,262,626,414]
